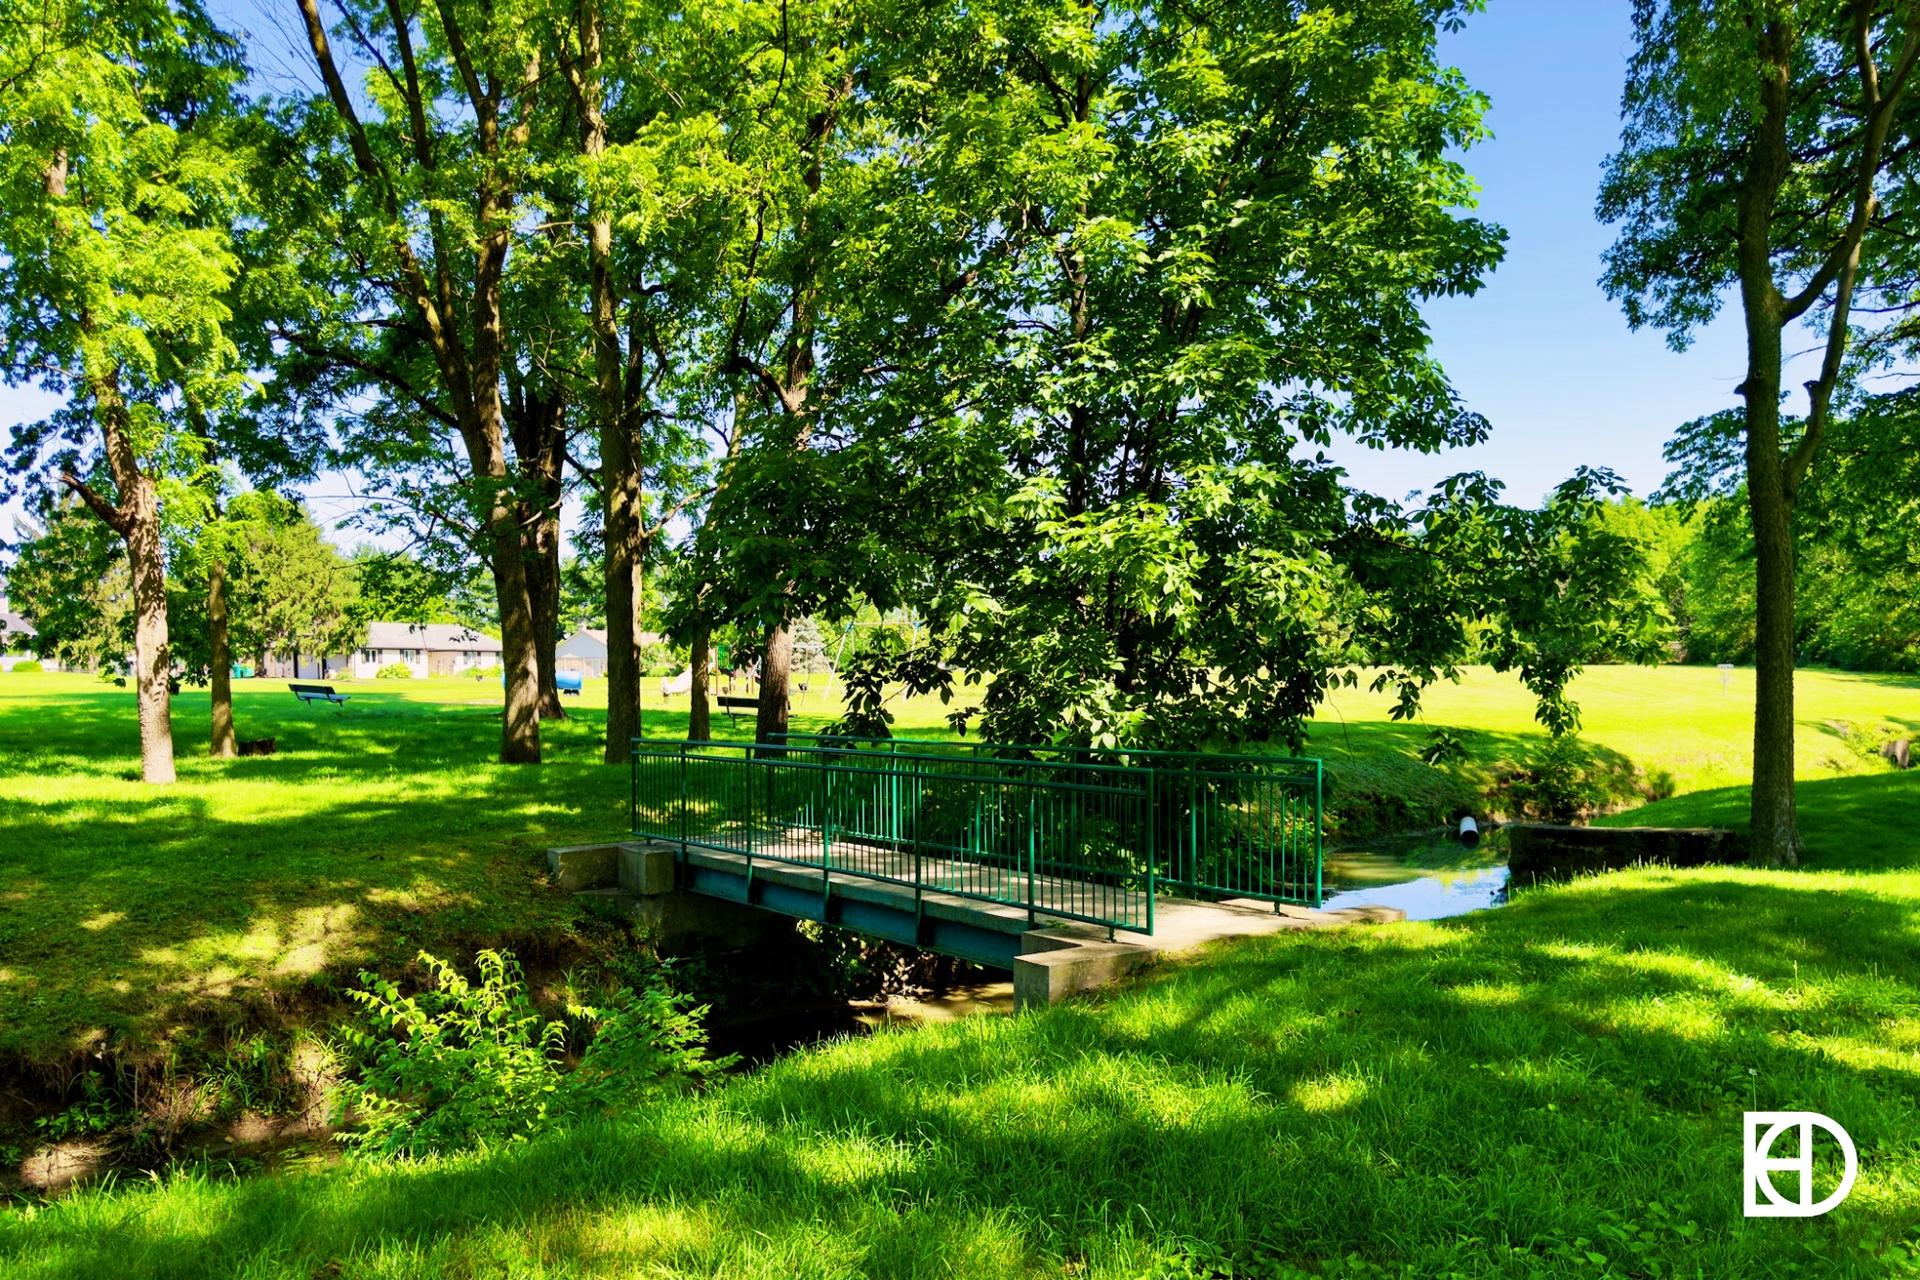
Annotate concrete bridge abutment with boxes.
[548,841,791,950]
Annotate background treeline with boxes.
[1635,392,1920,674]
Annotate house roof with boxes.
[363,621,502,653]
[557,629,608,659]
[0,611,35,642]
[557,628,665,658]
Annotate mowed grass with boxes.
[3,664,1918,1064]
[1310,662,1920,795]
[4,865,1919,1277]
[1,667,1918,1274]
[0,672,825,1062]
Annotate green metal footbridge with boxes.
[629,734,1324,969]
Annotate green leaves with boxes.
[334,947,723,1158]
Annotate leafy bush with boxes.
[34,1073,129,1142]
[333,949,723,1158]
[375,662,414,679]
[1491,735,1640,822]
[638,642,677,676]
[6,660,43,674]
[467,663,504,681]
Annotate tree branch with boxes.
[59,471,130,537]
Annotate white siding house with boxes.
[350,622,503,678]
[0,608,54,672]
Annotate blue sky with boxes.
[3,1,1758,552]
[1336,0,1750,506]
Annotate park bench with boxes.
[289,682,349,707]
[716,694,759,725]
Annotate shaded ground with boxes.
[3,668,1919,1274]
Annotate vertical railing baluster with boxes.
[1026,787,1036,925]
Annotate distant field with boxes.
[1310,662,1920,794]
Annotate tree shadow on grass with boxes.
[0,681,868,1062]
[4,871,1917,1278]
[1609,771,1920,872]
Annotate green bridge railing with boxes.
[777,733,1325,909]
[629,738,1323,939]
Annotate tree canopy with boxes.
[0,0,1688,774]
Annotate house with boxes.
[556,628,663,679]
[0,608,54,672]
[350,622,503,679]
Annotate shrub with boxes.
[375,663,414,680]
[468,663,504,681]
[1642,766,1679,802]
[7,659,43,674]
[1490,735,1641,822]
[333,948,723,1158]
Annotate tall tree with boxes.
[1601,0,1920,864]
[826,0,1520,749]
[286,0,548,762]
[549,0,721,758]
[0,0,252,782]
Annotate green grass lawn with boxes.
[2,664,1916,1063]
[1311,661,1920,802]
[4,864,1918,1277]
[0,671,826,1064]
[3,664,1919,1276]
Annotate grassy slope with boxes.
[5,666,1920,1276]
[0,673,807,1062]
[1311,662,1920,795]
[3,665,1917,1062]
[4,866,1918,1278]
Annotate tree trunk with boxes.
[78,372,175,784]
[603,421,644,757]
[525,506,565,720]
[755,620,793,745]
[488,512,542,763]
[688,622,712,741]
[1743,321,1800,866]
[1748,475,1799,866]
[1733,13,1798,867]
[209,556,236,758]
[126,476,176,784]
[569,0,648,764]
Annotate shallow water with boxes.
[1318,843,1510,921]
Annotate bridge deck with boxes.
[667,829,1367,970]
[557,835,1400,1005]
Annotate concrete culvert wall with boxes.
[1506,823,1749,884]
